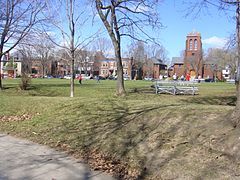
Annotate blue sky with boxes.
[95,1,236,59]
[155,1,235,59]
[46,1,236,60]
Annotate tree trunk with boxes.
[0,54,2,90]
[70,0,75,98]
[231,0,240,127]
[42,64,45,78]
[70,50,74,98]
[114,42,125,96]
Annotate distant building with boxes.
[99,58,130,77]
[169,57,184,78]
[184,31,203,79]
[222,65,232,80]
[169,31,223,80]
[1,52,22,78]
[152,58,167,79]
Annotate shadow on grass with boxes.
[27,83,101,97]
[128,87,154,94]
[182,95,236,106]
[49,98,239,179]
[55,102,196,179]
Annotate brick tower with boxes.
[184,31,203,78]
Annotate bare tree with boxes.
[131,41,146,79]
[95,0,162,96]
[17,44,35,75]
[91,37,113,57]
[185,52,203,78]
[205,48,236,71]
[74,49,95,76]
[0,0,46,89]
[33,33,55,78]
[146,43,169,63]
[45,0,97,97]
[125,41,169,79]
[186,0,240,127]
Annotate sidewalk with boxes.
[0,134,115,180]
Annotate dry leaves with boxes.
[0,113,38,122]
[56,143,141,179]
[84,149,141,180]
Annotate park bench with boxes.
[154,80,199,95]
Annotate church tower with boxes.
[184,31,203,78]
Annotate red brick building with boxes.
[203,63,222,80]
[169,57,185,78]
[152,58,168,79]
[184,32,203,78]
[99,58,130,77]
[169,31,222,80]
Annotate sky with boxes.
[25,0,236,61]
[155,1,235,59]
[87,0,236,60]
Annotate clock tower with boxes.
[184,31,203,78]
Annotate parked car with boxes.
[81,75,91,80]
[93,75,106,80]
[144,77,153,81]
[193,78,205,83]
[30,74,40,78]
[108,75,117,80]
[99,76,106,80]
[205,78,214,82]
[63,75,71,79]
[226,79,235,84]
[123,75,130,80]
[44,75,53,79]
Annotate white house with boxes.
[222,65,231,80]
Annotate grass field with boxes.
[0,78,239,179]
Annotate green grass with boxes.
[0,78,238,179]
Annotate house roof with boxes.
[101,58,130,63]
[151,57,166,65]
[171,57,184,65]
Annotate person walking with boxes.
[96,75,100,83]
[78,75,82,84]
[173,73,177,81]
[159,74,163,80]
[186,73,190,81]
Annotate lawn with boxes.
[0,78,239,179]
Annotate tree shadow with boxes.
[181,95,236,106]
[27,83,100,97]
[52,98,239,179]
[54,101,193,179]
[9,87,237,179]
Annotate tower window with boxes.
[189,39,193,50]
[194,39,198,50]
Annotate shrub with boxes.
[19,73,31,90]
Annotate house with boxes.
[169,57,184,78]
[1,53,22,78]
[222,65,232,80]
[99,58,130,77]
[152,58,167,79]
[203,63,222,80]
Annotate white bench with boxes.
[154,81,199,95]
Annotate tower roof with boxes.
[187,31,201,37]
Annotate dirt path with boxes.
[0,134,115,180]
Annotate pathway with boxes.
[0,134,115,180]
